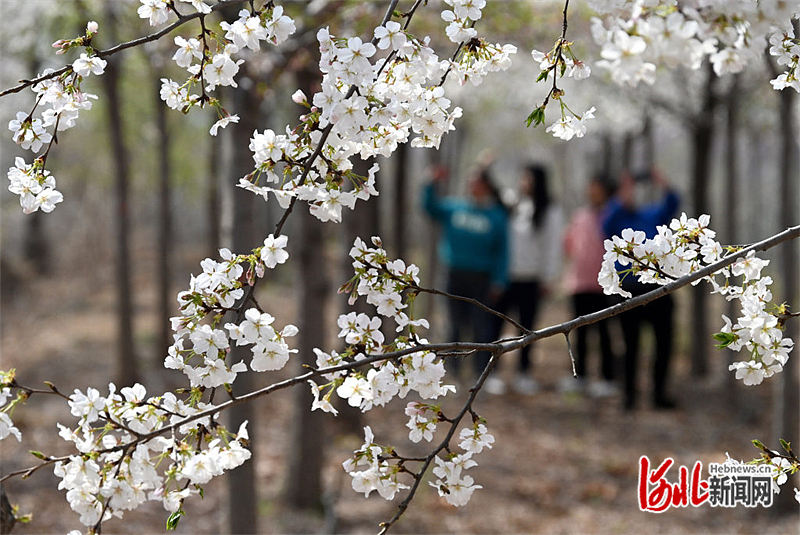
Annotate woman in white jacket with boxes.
[487,164,563,395]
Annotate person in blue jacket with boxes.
[423,164,508,380]
[603,169,679,410]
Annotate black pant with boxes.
[617,290,674,407]
[446,268,494,376]
[493,280,540,373]
[572,293,614,381]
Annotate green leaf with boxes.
[29,450,46,460]
[535,69,549,83]
[752,439,767,451]
[166,509,184,531]
[712,331,735,348]
[525,107,545,128]
[780,439,792,453]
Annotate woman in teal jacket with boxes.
[423,165,509,380]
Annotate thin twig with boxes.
[564,332,576,378]
[378,350,501,535]
[0,0,251,98]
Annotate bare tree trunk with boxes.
[772,76,799,514]
[154,69,173,364]
[285,208,329,513]
[621,131,634,170]
[284,58,329,514]
[24,212,48,274]
[208,131,221,258]
[641,114,654,169]
[23,57,49,275]
[392,142,408,260]
[689,66,718,378]
[101,3,138,386]
[0,484,14,535]
[724,75,741,407]
[225,83,261,534]
[600,133,614,177]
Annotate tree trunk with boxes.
[600,133,613,177]
[621,131,634,171]
[154,69,173,365]
[23,212,48,274]
[284,208,329,513]
[689,66,718,378]
[772,74,799,514]
[284,57,329,514]
[392,142,408,261]
[724,75,741,407]
[208,129,221,258]
[225,83,261,534]
[101,3,138,386]
[641,114,654,169]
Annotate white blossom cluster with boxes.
[590,0,800,87]
[6,21,104,214]
[313,237,495,508]
[429,421,495,506]
[54,382,250,526]
[237,7,516,223]
[44,235,295,527]
[342,420,494,507]
[342,426,410,500]
[155,3,296,135]
[0,386,22,442]
[768,28,800,91]
[598,213,794,386]
[441,0,484,44]
[310,236,449,416]
[166,237,296,388]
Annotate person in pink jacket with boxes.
[560,176,617,397]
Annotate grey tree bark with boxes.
[689,66,718,378]
[284,57,329,514]
[101,2,138,386]
[723,75,741,407]
[772,68,800,514]
[225,81,262,534]
[154,67,173,366]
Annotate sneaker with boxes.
[484,377,507,395]
[588,380,618,399]
[512,375,539,395]
[557,375,586,394]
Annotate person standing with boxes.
[602,169,680,410]
[561,176,616,397]
[422,164,509,380]
[491,164,563,395]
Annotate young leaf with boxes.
[525,107,545,128]
[712,331,735,348]
[166,509,184,531]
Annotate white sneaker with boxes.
[557,375,586,394]
[512,375,539,395]
[587,380,618,398]
[484,377,507,395]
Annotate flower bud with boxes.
[291,89,307,104]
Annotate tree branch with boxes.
[0,0,251,99]
[6,225,798,489]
